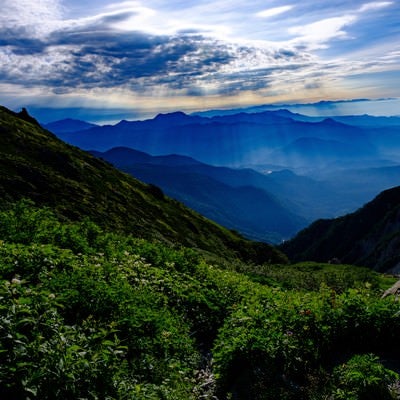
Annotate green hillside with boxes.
[0,106,285,264]
[281,186,400,272]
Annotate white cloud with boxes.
[104,1,143,10]
[1,0,399,114]
[256,5,293,18]
[0,0,63,37]
[358,1,393,13]
[289,15,356,49]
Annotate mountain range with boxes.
[0,105,286,264]
[91,147,308,242]
[45,109,400,243]
[5,103,399,271]
[51,109,400,173]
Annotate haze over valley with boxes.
[43,103,400,243]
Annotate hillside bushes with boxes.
[0,201,399,399]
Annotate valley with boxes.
[46,108,400,244]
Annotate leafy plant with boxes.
[330,354,399,400]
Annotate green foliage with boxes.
[235,261,396,292]
[0,200,399,399]
[0,201,254,398]
[0,279,129,399]
[330,354,399,400]
[213,287,400,399]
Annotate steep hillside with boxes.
[0,106,286,263]
[281,186,400,272]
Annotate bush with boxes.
[213,287,400,399]
[330,354,399,400]
[1,201,400,399]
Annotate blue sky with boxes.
[0,0,399,122]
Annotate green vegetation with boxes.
[234,261,395,292]
[330,354,399,400]
[1,200,399,399]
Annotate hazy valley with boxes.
[45,107,400,244]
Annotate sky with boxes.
[0,0,399,123]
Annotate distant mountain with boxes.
[268,111,400,127]
[91,146,202,167]
[191,98,392,117]
[54,111,378,169]
[331,115,400,127]
[43,118,98,133]
[363,126,400,159]
[270,109,323,123]
[280,186,400,272]
[92,147,308,242]
[94,146,358,221]
[0,105,287,264]
[323,165,400,206]
[94,145,398,243]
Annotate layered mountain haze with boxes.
[91,147,308,242]
[48,107,400,244]
[55,109,399,170]
[0,105,286,264]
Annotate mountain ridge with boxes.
[54,110,376,169]
[280,185,400,272]
[0,105,286,264]
[92,150,308,242]
[43,118,98,133]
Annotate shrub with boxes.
[330,354,399,400]
[213,287,400,399]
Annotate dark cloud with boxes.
[304,81,321,89]
[0,16,308,96]
[207,64,308,96]
[274,49,297,59]
[0,27,46,54]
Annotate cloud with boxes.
[0,3,314,99]
[0,0,63,38]
[256,5,293,18]
[289,15,357,49]
[1,0,399,116]
[358,1,393,12]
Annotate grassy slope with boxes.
[0,106,286,264]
